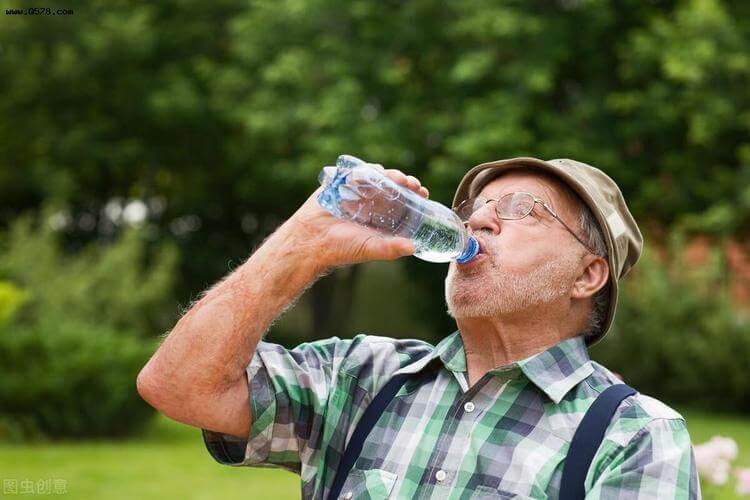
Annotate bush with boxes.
[591,234,750,413]
[0,209,178,440]
[0,281,27,326]
[0,210,178,336]
[0,320,157,440]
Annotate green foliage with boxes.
[0,208,178,335]
[0,211,177,440]
[1,0,749,377]
[0,281,28,326]
[0,320,157,441]
[591,235,750,412]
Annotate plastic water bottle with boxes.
[317,154,479,263]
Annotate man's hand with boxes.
[285,164,430,271]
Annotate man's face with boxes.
[445,170,588,319]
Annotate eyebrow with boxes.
[489,189,557,212]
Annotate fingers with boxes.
[406,175,429,198]
[355,234,415,264]
[382,237,416,260]
[368,163,429,198]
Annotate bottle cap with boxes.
[455,236,479,263]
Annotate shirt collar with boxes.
[403,330,593,404]
[515,335,594,404]
[435,330,467,372]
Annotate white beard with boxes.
[444,248,581,319]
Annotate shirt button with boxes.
[435,470,447,482]
[343,491,353,499]
[464,401,475,413]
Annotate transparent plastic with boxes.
[317,154,479,263]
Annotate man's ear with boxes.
[572,254,609,299]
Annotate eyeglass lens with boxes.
[456,193,536,221]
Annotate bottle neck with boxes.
[455,236,479,263]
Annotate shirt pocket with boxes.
[338,468,398,499]
[470,485,534,499]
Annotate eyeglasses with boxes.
[454,192,594,253]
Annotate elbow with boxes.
[136,363,221,431]
[136,363,193,425]
[137,360,178,414]
[136,364,162,409]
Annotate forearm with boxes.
[137,168,424,421]
[138,220,324,405]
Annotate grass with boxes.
[0,416,299,499]
[0,409,747,499]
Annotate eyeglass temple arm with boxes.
[537,200,595,254]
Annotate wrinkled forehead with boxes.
[477,168,582,219]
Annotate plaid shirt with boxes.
[203,332,700,499]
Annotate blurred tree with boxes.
[0,211,176,439]
[0,207,178,335]
[0,0,245,316]
[0,0,748,341]
[591,233,750,412]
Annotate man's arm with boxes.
[587,417,700,499]
[137,221,324,438]
[137,168,427,439]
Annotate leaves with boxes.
[1,0,749,338]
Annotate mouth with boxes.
[456,236,489,269]
[473,236,488,255]
[456,252,487,269]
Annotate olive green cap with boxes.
[452,157,643,345]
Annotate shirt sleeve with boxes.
[201,335,432,474]
[586,418,701,499]
[201,337,355,473]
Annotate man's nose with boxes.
[466,202,502,235]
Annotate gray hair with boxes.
[577,203,610,339]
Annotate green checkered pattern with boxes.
[203,332,700,499]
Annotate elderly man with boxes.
[137,157,700,499]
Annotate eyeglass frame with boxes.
[454,192,596,254]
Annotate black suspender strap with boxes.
[327,362,634,500]
[326,370,414,500]
[559,383,637,500]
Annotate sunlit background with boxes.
[1,0,749,498]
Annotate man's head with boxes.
[446,158,642,345]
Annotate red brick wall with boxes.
[683,236,750,309]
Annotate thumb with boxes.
[388,237,416,260]
[363,236,415,262]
